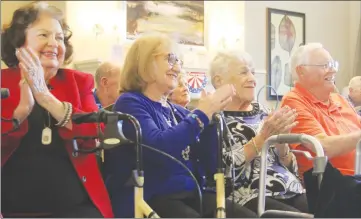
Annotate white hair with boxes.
[290,43,324,82]
[209,50,253,87]
[349,76,361,89]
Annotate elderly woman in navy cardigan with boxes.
[103,34,257,218]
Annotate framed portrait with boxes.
[126,1,205,46]
[266,8,306,100]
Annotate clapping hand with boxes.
[197,84,235,120]
[15,47,69,129]
[259,106,298,141]
[16,47,49,96]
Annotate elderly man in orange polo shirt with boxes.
[281,43,361,177]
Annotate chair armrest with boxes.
[261,210,313,218]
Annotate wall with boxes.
[349,1,361,76]
[244,1,357,91]
[64,1,246,68]
[65,1,123,66]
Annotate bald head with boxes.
[94,62,122,107]
[349,76,361,89]
[95,62,122,88]
[349,76,361,106]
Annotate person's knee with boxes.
[293,195,309,213]
[148,197,200,218]
[225,200,258,218]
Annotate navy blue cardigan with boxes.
[103,91,210,217]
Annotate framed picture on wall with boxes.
[266,8,306,100]
[126,1,205,46]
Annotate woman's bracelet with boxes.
[55,102,72,127]
[251,137,260,156]
[188,113,204,132]
[19,78,27,86]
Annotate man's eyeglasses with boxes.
[301,60,339,72]
[166,53,183,67]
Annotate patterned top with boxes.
[222,103,304,205]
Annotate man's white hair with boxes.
[209,50,253,87]
[349,76,361,89]
[290,43,324,82]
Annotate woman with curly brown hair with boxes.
[1,2,113,218]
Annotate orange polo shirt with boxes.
[281,83,361,177]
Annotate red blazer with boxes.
[1,68,114,218]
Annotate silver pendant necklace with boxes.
[42,111,52,145]
[162,102,178,127]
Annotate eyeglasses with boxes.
[301,60,339,72]
[166,53,183,67]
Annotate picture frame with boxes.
[125,1,205,47]
[266,8,306,100]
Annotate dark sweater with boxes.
[103,91,209,217]
[1,103,88,214]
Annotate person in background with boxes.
[346,76,361,115]
[93,62,121,166]
[93,62,121,109]
[281,43,361,177]
[198,50,308,213]
[103,33,257,218]
[1,2,113,217]
[167,70,191,108]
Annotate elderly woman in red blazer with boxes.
[1,2,113,218]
